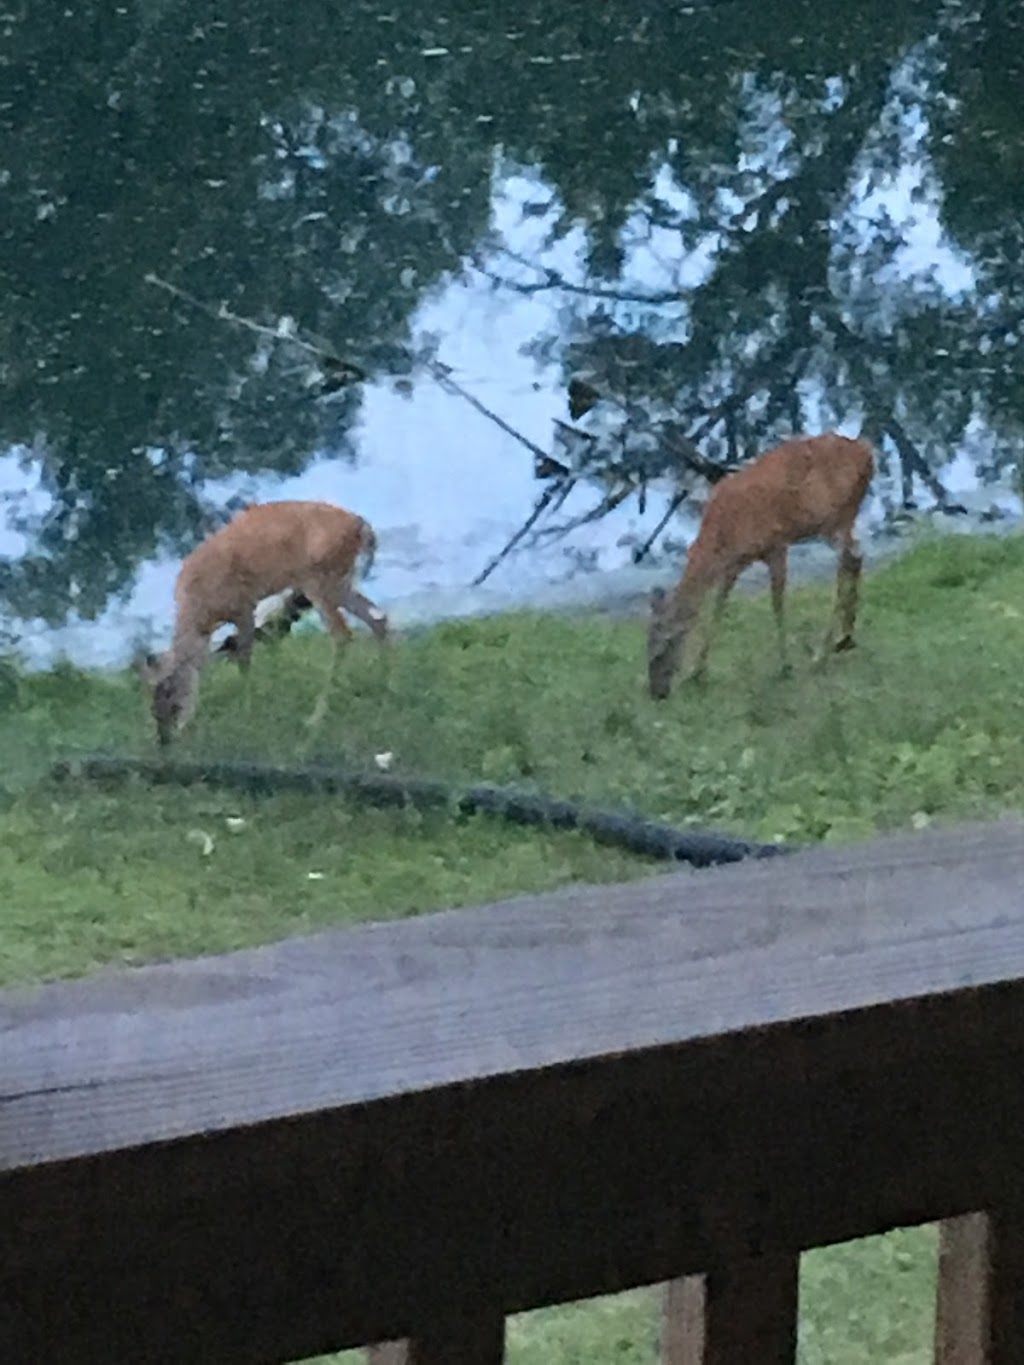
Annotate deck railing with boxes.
[4,818,1024,1363]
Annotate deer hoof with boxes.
[834,635,856,653]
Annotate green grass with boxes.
[3,528,1023,1362]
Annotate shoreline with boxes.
[7,508,1021,672]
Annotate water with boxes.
[2,2,1023,669]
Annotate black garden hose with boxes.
[50,754,790,869]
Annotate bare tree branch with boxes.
[470,248,687,306]
[569,376,733,485]
[553,416,598,450]
[543,334,817,562]
[145,273,365,383]
[430,363,553,466]
[149,271,563,483]
[149,270,593,587]
[726,174,796,234]
[470,476,576,587]
[529,482,635,542]
[657,423,734,482]
[884,413,968,515]
[831,317,966,514]
[631,488,690,563]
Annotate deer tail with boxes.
[357,518,378,578]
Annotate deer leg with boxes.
[834,537,863,651]
[813,531,863,666]
[685,571,737,684]
[765,548,791,677]
[232,609,256,673]
[302,591,355,729]
[341,587,390,645]
[229,610,257,721]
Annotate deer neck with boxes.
[667,559,715,632]
[167,610,210,674]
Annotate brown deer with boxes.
[647,432,875,700]
[138,500,389,744]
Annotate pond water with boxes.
[3,2,1023,668]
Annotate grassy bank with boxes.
[3,529,1023,1362]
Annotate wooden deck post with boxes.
[935,1212,1024,1364]
[661,1254,799,1364]
[366,1311,505,1364]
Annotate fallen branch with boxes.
[884,413,968,516]
[529,481,635,543]
[831,319,966,515]
[145,273,366,385]
[655,421,736,484]
[471,248,688,307]
[52,754,789,869]
[631,487,690,563]
[147,270,594,585]
[428,362,552,466]
[566,378,733,487]
[470,475,576,586]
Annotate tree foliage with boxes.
[0,0,1021,620]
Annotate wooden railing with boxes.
[3,817,1024,1363]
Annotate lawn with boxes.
[2,528,1023,1362]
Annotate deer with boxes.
[137,499,390,745]
[646,432,875,700]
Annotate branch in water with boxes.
[832,319,965,515]
[429,363,553,466]
[566,379,732,486]
[529,482,635,543]
[656,422,735,484]
[539,342,816,560]
[149,270,559,480]
[631,487,690,563]
[471,476,576,586]
[883,413,968,516]
[149,270,591,584]
[145,273,366,387]
[470,248,688,306]
[568,377,602,421]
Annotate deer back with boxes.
[688,433,874,576]
[175,501,369,634]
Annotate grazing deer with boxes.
[647,432,874,700]
[138,500,389,744]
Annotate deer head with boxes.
[134,646,203,747]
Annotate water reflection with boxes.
[2,1,1023,666]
